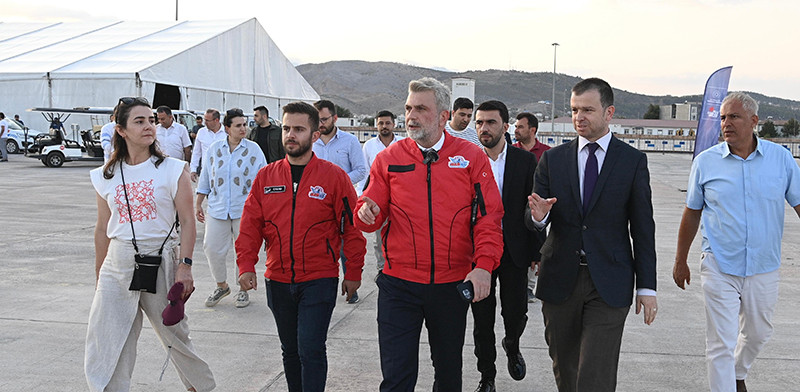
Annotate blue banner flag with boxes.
[694,66,733,158]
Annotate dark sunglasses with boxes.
[118,96,150,106]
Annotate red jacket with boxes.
[236,155,366,283]
[355,132,503,284]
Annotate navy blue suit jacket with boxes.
[529,134,656,307]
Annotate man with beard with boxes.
[249,105,285,163]
[313,99,368,303]
[445,97,481,146]
[355,78,503,392]
[236,101,366,392]
[358,110,404,274]
[470,100,541,392]
[513,112,551,303]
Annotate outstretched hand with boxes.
[357,196,381,225]
[528,193,557,222]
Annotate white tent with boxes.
[0,18,319,132]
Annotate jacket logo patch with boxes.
[308,186,327,200]
[264,185,286,194]
[447,155,470,169]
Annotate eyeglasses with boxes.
[319,116,334,124]
[118,97,150,106]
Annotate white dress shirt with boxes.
[190,126,227,173]
[156,122,192,160]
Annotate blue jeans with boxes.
[266,277,338,392]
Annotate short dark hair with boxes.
[195,115,203,120]
[253,105,269,116]
[452,97,474,111]
[476,100,509,123]
[572,77,614,109]
[223,108,245,127]
[376,110,395,120]
[0,112,5,119]
[283,102,320,133]
[516,112,538,129]
[313,100,336,115]
[155,105,172,116]
[205,109,220,120]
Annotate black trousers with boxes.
[541,266,629,392]
[377,273,469,392]
[470,258,529,379]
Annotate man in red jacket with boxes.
[236,101,366,392]
[356,78,504,392]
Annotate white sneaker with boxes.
[205,286,230,307]
[234,290,250,308]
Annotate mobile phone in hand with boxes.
[457,280,474,302]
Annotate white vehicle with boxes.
[4,119,45,154]
[26,107,198,167]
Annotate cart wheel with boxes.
[46,151,65,168]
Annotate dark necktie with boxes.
[582,143,600,213]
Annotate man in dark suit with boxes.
[470,100,543,392]
[526,77,657,392]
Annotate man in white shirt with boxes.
[445,97,481,146]
[0,112,9,161]
[358,110,403,274]
[156,106,192,161]
[190,109,227,182]
[470,100,541,391]
[100,106,117,163]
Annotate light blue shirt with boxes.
[312,127,367,184]
[687,138,800,277]
[197,138,266,220]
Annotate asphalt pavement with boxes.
[1,151,799,391]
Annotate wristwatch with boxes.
[181,257,193,266]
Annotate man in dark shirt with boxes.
[249,105,285,163]
[190,115,203,143]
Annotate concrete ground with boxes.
[1,152,799,391]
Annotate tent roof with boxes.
[0,20,246,73]
[0,19,318,101]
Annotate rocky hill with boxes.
[296,60,800,120]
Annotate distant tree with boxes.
[643,104,660,119]
[783,118,800,137]
[364,117,375,127]
[759,120,778,138]
[335,104,353,118]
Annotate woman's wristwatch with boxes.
[180,257,193,266]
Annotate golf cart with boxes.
[26,107,199,167]
[25,108,106,167]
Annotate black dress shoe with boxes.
[502,338,526,381]
[475,378,495,392]
[736,379,747,392]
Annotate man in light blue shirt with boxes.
[312,100,367,185]
[674,92,800,392]
[313,100,367,304]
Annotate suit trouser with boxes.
[471,259,529,379]
[700,252,779,392]
[377,273,469,392]
[541,266,629,392]
[202,216,240,284]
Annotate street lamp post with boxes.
[551,43,559,133]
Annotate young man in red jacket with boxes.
[356,78,504,392]
[236,101,366,392]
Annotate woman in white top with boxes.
[195,108,266,308]
[85,97,215,392]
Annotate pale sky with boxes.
[3,0,799,101]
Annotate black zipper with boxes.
[382,221,391,269]
[289,182,298,284]
[427,160,435,284]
